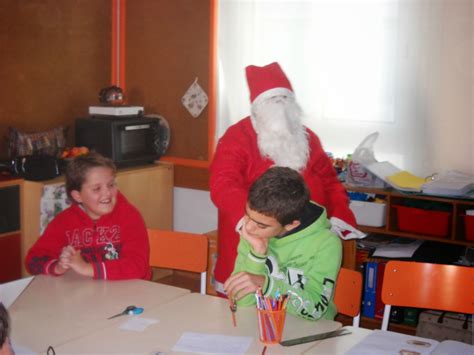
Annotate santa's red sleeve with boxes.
[305,129,357,227]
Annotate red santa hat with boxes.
[245,62,294,106]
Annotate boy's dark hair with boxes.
[248,166,309,225]
[65,151,117,200]
[0,303,9,348]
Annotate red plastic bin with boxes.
[393,205,451,238]
[464,215,474,241]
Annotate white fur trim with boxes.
[252,88,294,107]
[330,217,367,240]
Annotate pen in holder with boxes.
[255,289,288,344]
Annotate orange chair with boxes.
[148,229,209,294]
[381,260,474,331]
[334,267,363,327]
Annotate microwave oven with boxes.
[75,115,169,167]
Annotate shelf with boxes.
[357,226,474,246]
[345,184,474,246]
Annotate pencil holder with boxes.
[256,308,287,344]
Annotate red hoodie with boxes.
[25,192,152,280]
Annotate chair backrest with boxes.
[334,267,363,327]
[148,229,208,294]
[381,260,474,330]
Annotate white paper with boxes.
[346,330,439,355]
[0,276,34,308]
[431,340,474,355]
[422,170,474,196]
[172,332,252,354]
[11,340,38,355]
[372,239,423,258]
[119,317,159,332]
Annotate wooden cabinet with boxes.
[342,184,474,333]
[345,185,474,248]
[21,162,174,276]
[0,178,23,282]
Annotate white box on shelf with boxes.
[349,200,387,227]
[89,106,144,116]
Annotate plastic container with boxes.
[256,308,287,344]
[349,200,387,227]
[463,215,474,241]
[393,205,451,238]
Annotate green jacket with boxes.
[233,202,342,321]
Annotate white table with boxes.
[9,273,190,353]
[54,292,344,354]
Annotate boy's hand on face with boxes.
[241,220,269,255]
[224,272,266,301]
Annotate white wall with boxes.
[173,187,217,234]
[174,0,473,233]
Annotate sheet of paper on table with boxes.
[0,276,34,308]
[172,332,253,354]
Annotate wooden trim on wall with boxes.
[113,1,217,190]
[173,165,210,191]
[111,0,126,89]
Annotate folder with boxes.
[362,261,377,318]
[374,261,386,319]
[386,171,426,192]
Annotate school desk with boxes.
[53,292,344,354]
[8,273,190,353]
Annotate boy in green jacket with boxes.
[224,166,342,321]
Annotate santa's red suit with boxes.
[210,63,356,294]
[210,63,360,293]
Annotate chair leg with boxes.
[381,304,392,331]
[352,314,360,328]
[200,272,207,295]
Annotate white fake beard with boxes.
[251,96,309,172]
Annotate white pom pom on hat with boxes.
[245,62,295,106]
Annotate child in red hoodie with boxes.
[25,152,151,280]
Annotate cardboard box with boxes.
[350,200,387,227]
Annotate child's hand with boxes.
[224,272,266,301]
[60,246,94,277]
[241,220,269,255]
[53,262,69,275]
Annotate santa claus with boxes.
[210,62,362,295]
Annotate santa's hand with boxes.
[224,272,266,301]
[330,217,366,240]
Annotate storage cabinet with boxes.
[341,184,474,333]
[0,178,23,282]
[345,185,474,246]
[20,162,173,276]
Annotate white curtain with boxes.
[217,0,473,176]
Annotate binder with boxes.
[362,261,377,318]
[374,261,386,319]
